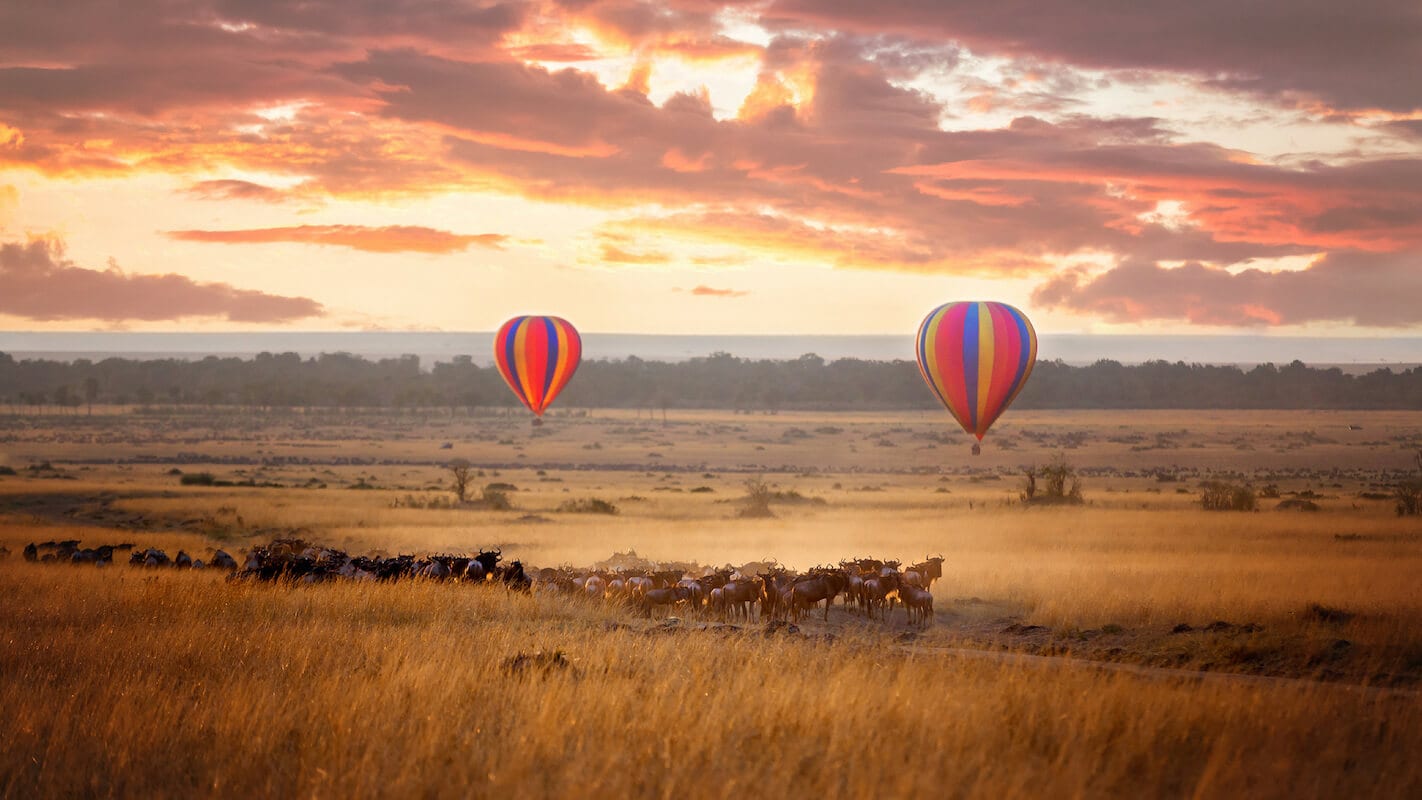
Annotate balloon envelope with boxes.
[916,302,1037,440]
[494,316,582,416]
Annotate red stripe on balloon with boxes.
[934,303,971,431]
[523,318,550,414]
[982,303,1020,434]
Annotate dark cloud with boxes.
[763,0,1422,113]
[1032,249,1422,327]
[166,225,508,253]
[0,238,323,322]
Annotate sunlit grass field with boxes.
[1,408,1420,797]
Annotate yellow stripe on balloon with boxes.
[922,311,940,398]
[975,302,993,436]
[513,319,537,408]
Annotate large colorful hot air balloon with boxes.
[916,302,1037,452]
[494,316,582,417]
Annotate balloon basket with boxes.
[971,443,981,456]
[531,418,544,428]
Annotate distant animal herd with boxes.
[11,539,945,626]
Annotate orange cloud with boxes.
[182,179,293,203]
[600,243,671,264]
[165,225,508,254]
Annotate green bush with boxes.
[180,472,216,486]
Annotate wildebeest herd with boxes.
[13,537,944,626]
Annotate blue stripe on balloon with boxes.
[543,316,560,399]
[504,316,529,405]
[1009,308,1031,396]
[962,302,979,431]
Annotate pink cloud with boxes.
[689,285,749,297]
[0,238,324,322]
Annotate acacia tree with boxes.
[448,459,473,503]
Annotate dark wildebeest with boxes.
[904,556,945,590]
[211,550,238,570]
[899,584,934,626]
[789,570,846,622]
[23,543,38,562]
[639,585,690,618]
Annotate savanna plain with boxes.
[2,407,1421,798]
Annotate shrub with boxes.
[1021,454,1084,506]
[557,497,618,515]
[1395,450,1422,517]
[1201,481,1256,511]
[0,466,16,476]
[481,486,514,511]
[180,472,216,486]
[738,476,775,518]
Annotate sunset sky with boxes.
[1,1,1420,336]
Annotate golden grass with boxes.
[2,564,1419,799]
[2,408,1420,797]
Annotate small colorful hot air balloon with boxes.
[916,302,1037,453]
[494,315,581,418]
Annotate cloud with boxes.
[182,179,293,203]
[599,244,671,264]
[0,238,323,322]
[689,284,748,297]
[1032,249,1422,327]
[166,224,508,253]
[763,0,1422,113]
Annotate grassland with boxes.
[1,408,1420,797]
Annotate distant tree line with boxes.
[1,351,1420,412]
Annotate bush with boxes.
[481,486,514,511]
[180,472,216,486]
[1395,450,1422,517]
[557,497,618,515]
[0,466,16,476]
[738,476,775,518]
[1201,481,1256,511]
[1020,454,1083,506]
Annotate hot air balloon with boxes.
[916,302,1037,454]
[494,315,582,420]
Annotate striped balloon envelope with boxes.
[493,316,582,417]
[916,302,1037,443]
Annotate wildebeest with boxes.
[211,550,238,570]
[639,585,690,617]
[789,569,846,622]
[899,584,934,626]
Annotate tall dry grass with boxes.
[2,563,1419,799]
